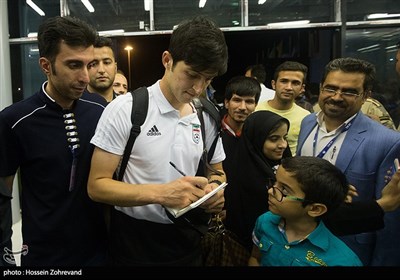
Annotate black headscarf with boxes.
[224,111,291,251]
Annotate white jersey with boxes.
[258,83,275,104]
[91,80,225,224]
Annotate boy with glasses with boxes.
[249,156,362,266]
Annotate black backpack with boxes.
[116,86,222,180]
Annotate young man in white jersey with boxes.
[88,16,228,266]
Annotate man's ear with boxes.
[363,90,372,101]
[271,80,276,90]
[162,51,173,69]
[301,84,306,94]
[39,57,51,75]
[307,203,327,218]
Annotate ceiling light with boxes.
[27,32,38,38]
[98,29,125,36]
[26,0,45,16]
[144,0,150,11]
[258,0,267,4]
[199,0,207,8]
[359,47,380,53]
[29,48,39,54]
[385,45,398,50]
[357,44,380,52]
[267,20,310,27]
[367,13,400,20]
[81,0,95,13]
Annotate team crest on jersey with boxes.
[192,124,201,144]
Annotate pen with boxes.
[169,161,187,176]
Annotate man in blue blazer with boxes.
[297,57,400,266]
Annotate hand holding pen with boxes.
[169,161,211,190]
[168,161,224,212]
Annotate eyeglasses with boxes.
[267,180,308,203]
[321,87,363,98]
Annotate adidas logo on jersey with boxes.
[147,125,161,136]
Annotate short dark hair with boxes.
[168,16,228,76]
[321,57,376,92]
[245,64,267,83]
[117,69,126,76]
[38,16,97,65]
[273,61,308,83]
[94,36,115,59]
[280,156,348,218]
[224,76,261,103]
[94,36,112,48]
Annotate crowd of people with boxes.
[2,14,400,268]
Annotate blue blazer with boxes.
[297,112,400,266]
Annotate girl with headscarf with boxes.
[224,110,291,251]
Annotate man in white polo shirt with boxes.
[88,15,228,266]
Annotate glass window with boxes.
[9,43,45,102]
[154,0,241,29]
[66,0,149,32]
[345,27,400,127]
[248,0,335,26]
[7,0,400,121]
[15,0,60,37]
[69,0,242,31]
[347,0,400,21]
[11,0,400,35]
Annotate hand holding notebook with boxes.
[165,182,227,218]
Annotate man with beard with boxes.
[296,57,400,266]
[221,76,261,168]
[219,76,261,219]
[87,36,118,102]
[0,16,108,266]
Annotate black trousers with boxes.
[109,208,203,266]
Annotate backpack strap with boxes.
[198,97,221,162]
[116,87,149,181]
[192,98,207,175]
[192,97,223,176]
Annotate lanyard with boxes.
[312,116,356,158]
